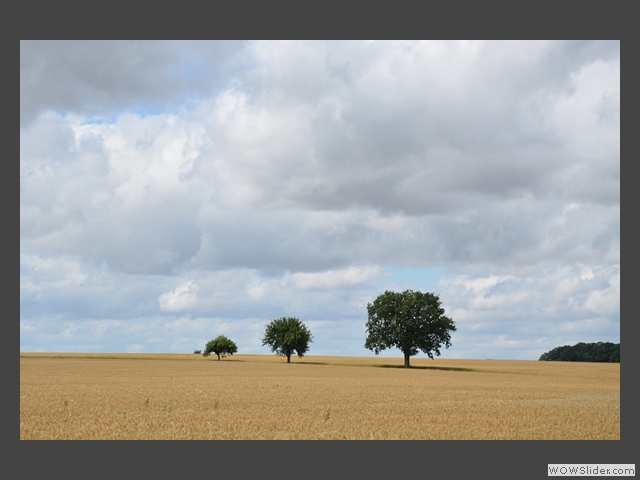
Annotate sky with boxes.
[20,40,620,360]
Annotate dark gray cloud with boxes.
[20,40,248,126]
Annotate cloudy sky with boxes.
[20,40,620,360]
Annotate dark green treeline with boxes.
[539,342,620,362]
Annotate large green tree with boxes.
[203,335,238,361]
[262,317,313,363]
[365,290,456,368]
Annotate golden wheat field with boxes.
[19,353,620,440]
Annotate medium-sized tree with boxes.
[365,290,456,368]
[262,317,313,363]
[203,335,238,361]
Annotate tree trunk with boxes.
[216,353,220,361]
[287,354,291,363]
[404,352,411,368]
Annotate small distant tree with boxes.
[193,349,202,354]
[262,317,313,363]
[365,290,456,368]
[203,335,238,361]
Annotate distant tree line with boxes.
[539,342,619,363]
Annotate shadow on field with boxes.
[375,364,476,372]
[294,361,477,372]
[204,359,245,362]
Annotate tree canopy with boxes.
[539,342,619,362]
[262,317,313,363]
[203,335,238,361]
[365,290,456,368]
